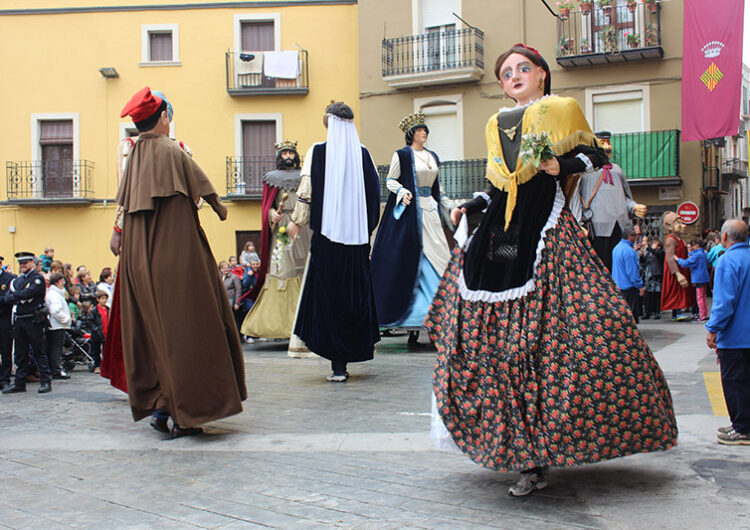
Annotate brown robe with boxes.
[116,133,247,427]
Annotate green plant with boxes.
[645,24,659,46]
[626,32,640,46]
[597,0,613,6]
[580,38,591,51]
[600,25,618,52]
[558,35,575,56]
[556,0,576,9]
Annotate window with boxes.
[233,113,282,194]
[414,94,464,161]
[585,84,650,133]
[233,14,280,88]
[140,24,180,66]
[29,114,80,199]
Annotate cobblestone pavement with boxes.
[1,320,749,529]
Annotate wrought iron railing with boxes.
[226,156,276,196]
[382,27,484,77]
[225,50,309,95]
[377,158,487,202]
[5,160,94,200]
[556,2,661,58]
[610,129,679,180]
[721,158,748,177]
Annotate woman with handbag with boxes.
[425,44,677,497]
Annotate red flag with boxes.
[682,0,744,141]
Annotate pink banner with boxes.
[682,0,744,141]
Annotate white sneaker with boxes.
[508,472,547,497]
[326,373,348,383]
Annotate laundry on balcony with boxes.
[264,51,299,79]
[236,52,263,87]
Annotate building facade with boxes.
[358,0,706,240]
[0,0,359,274]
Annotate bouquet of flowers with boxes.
[270,225,292,273]
[520,131,555,168]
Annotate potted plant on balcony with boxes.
[645,23,659,46]
[625,32,640,49]
[626,0,637,13]
[558,35,575,56]
[600,25,619,53]
[556,0,576,19]
[579,0,594,14]
[580,37,592,54]
[597,0,614,19]
[644,0,659,14]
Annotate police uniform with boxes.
[0,261,16,389]
[3,252,50,393]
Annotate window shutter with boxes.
[422,0,455,30]
[149,32,173,61]
[241,21,275,51]
[40,120,73,146]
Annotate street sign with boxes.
[677,201,700,224]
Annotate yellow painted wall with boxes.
[0,1,359,274]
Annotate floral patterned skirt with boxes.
[425,209,678,472]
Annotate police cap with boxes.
[14,251,35,263]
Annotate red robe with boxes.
[661,234,696,310]
[100,268,127,392]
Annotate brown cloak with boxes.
[116,134,247,427]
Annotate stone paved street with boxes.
[1,319,750,529]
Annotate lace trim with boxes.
[576,153,593,171]
[498,93,556,114]
[458,184,565,303]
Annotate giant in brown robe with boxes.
[116,133,247,428]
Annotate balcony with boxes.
[382,27,484,89]
[5,160,94,204]
[721,158,748,179]
[377,159,487,201]
[225,50,309,96]
[555,2,663,68]
[610,129,680,186]
[225,156,276,199]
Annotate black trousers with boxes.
[620,287,640,323]
[591,222,622,272]
[644,290,661,316]
[331,360,347,375]
[13,317,50,384]
[0,315,12,383]
[45,328,66,375]
[718,348,750,434]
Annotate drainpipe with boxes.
[519,0,526,44]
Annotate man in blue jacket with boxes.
[706,219,750,445]
[612,227,644,323]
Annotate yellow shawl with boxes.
[485,96,599,228]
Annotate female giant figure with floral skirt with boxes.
[425,44,677,496]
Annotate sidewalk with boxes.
[1,318,748,529]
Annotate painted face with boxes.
[498,53,545,104]
[413,128,428,144]
[672,218,686,234]
[598,138,613,156]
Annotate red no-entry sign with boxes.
[677,201,700,225]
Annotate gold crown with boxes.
[398,112,426,133]
[275,139,298,152]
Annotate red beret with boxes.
[120,87,163,122]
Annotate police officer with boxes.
[0,256,17,391]
[2,251,51,394]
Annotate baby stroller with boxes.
[62,327,96,373]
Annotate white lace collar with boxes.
[498,93,556,114]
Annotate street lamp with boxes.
[99,67,119,79]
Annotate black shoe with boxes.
[37,382,51,393]
[0,381,10,392]
[53,372,71,380]
[170,425,203,439]
[654,314,661,320]
[150,415,170,434]
[641,314,651,320]
[2,384,26,394]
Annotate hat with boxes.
[595,131,612,140]
[14,251,35,263]
[120,86,168,132]
[398,112,426,133]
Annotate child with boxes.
[239,241,260,268]
[95,290,109,346]
[676,239,710,321]
[68,285,81,322]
